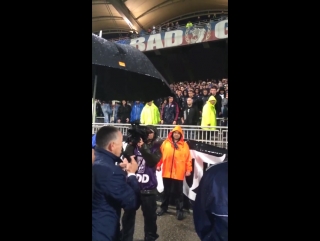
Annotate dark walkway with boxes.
[123,205,200,241]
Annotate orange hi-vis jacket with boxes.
[157,125,192,181]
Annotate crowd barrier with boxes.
[92,123,228,149]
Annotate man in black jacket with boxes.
[121,126,163,241]
[117,100,132,123]
[181,98,199,139]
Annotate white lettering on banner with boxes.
[214,20,228,39]
[156,150,225,201]
[136,174,150,183]
[146,33,164,51]
[164,30,183,47]
[130,37,146,51]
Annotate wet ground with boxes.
[123,204,200,241]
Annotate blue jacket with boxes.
[130,102,144,122]
[161,101,179,124]
[92,134,96,148]
[92,147,140,241]
[193,161,228,241]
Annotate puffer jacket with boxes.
[157,125,192,180]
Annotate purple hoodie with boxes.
[134,147,158,190]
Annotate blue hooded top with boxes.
[92,134,96,148]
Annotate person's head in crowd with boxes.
[195,88,200,95]
[210,86,218,96]
[180,86,185,92]
[187,97,193,107]
[199,85,203,90]
[122,100,127,106]
[202,88,209,96]
[183,90,188,97]
[161,98,168,108]
[96,126,123,157]
[168,96,174,103]
[208,96,216,105]
[177,89,182,96]
[224,84,228,91]
[147,101,153,106]
[188,89,194,98]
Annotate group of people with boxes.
[92,124,228,241]
[95,79,228,131]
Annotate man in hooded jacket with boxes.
[156,125,192,220]
[140,101,161,125]
[201,95,217,140]
[130,101,145,124]
[121,126,163,241]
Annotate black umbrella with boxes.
[92,33,173,102]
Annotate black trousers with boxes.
[121,193,158,241]
[121,209,136,241]
[160,178,184,211]
[141,194,158,241]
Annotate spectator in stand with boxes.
[159,98,167,113]
[186,89,201,124]
[101,101,113,123]
[186,21,193,28]
[222,92,228,126]
[175,21,180,29]
[219,88,225,99]
[160,96,179,125]
[176,89,185,125]
[117,100,132,123]
[181,98,199,139]
[181,98,199,126]
[201,95,217,140]
[140,101,161,125]
[200,89,210,112]
[209,87,222,122]
[111,101,120,123]
[130,100,144,124]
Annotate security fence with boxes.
[92,123,228,149]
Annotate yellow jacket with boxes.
[201,95,217,130]
[140,102,160,125]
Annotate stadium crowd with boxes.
[94,78,228,127]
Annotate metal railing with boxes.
[92,123,228,149]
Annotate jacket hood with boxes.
[145,102,157,108]
[167,125,184,142]
[207,95,217,106]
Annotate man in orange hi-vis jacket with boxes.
[156,125,192,220]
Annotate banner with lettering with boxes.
[122,139,227,203]
[116,20,228,52]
